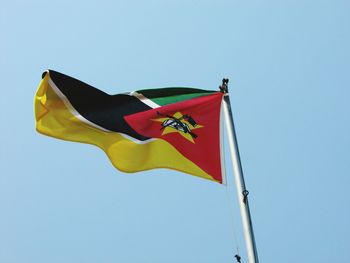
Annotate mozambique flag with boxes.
[34,70,226,183]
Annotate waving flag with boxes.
[34,70,225,183]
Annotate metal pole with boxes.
[220,79,259,263]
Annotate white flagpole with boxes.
[220,79,259,263]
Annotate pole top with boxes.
[219,78,229,93]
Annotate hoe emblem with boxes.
[157,112,199,139]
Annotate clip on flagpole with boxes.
[220,79,259,263]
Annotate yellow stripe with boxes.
[34,73,217,182]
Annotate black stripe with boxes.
[47,70,151,141]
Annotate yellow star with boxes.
[152,112,203,143]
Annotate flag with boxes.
[34,70,225,183]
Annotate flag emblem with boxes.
[152,112,203,143]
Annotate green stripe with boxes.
[137,87,216,106]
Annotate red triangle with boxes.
[124,92,224,182]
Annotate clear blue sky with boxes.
[1,0,350,262]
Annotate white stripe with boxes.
[119,132,156,144]
[130,91,161,109]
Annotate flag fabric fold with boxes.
[34,70,225,183]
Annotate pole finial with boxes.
[234,254,242,263]
[219,78,229,93]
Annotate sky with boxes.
[1,0,350,262]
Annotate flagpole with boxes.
[220,79,259,263]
